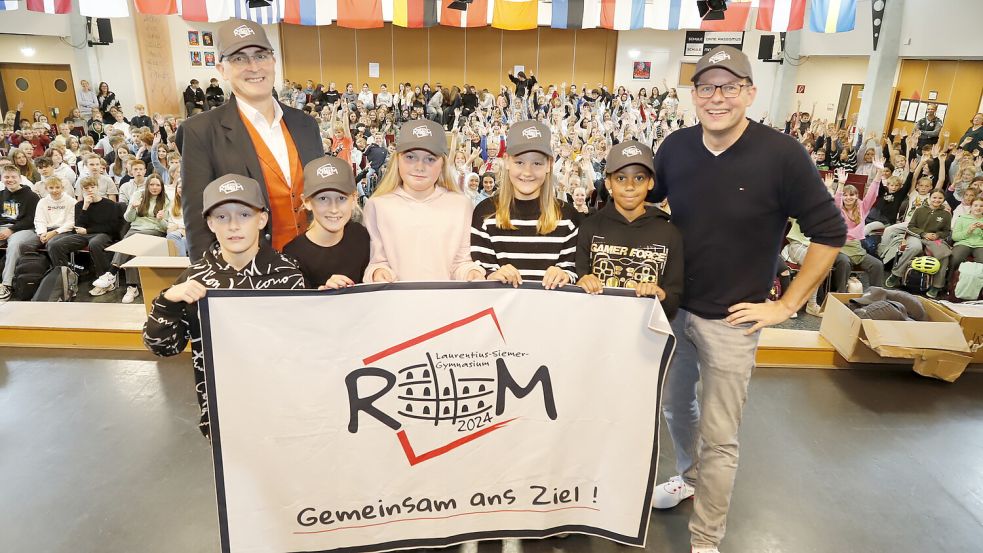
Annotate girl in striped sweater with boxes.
[470,120,580,289]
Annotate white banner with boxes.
[200,283,675,553]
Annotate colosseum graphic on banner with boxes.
[199,283,675,553]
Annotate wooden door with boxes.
[0,63,77,124]
[846,84,864,129]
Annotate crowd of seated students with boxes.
[3,71,980,311]
[782,107,983,305]
[0,81,190,303]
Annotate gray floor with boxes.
[1,349,981,553]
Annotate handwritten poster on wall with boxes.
[133,14,181,116]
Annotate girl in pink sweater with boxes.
[829,168,885,291]
[362,119,485,282]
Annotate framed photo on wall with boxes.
[204,52,216,67]
[633,62,652,80]
[188,31,200,46]
[202,32,213,47]
[190,50,202,67]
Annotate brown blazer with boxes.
[177,96,322,260]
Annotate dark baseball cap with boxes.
[216,19,274,60]
[691,46,753,83]
[605,140,655,175]
[395,120,448,157]
[202,174,267,215]
[506,121,552,157]
[303,156,355,197]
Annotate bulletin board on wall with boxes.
[895,99,947,124]
[678,62,697,87]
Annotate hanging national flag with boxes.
[392,0,438,28]
[808,0,857,33]
[0,1,19,10]
[600,0,645,30]
[755,0,805,31]
[491,0,537,31]
[179,0,233,22]
[648,0,702,30]
[551,0,601,29]
[439,0,488,27]
[337,0,382,28]
[79,0,130,17]
[700,0,750,31]
[233,0,282,23]
[25,0,72,14]
[282,0,335,25]
[135,0,179,14]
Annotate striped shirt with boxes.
[470,196,580,281]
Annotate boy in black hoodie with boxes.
[576,141,683,319]
[143,174,305,439]
[1,164,41,300]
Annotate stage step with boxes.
[0,302,148,350]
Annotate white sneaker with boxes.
[692,547,720,553]
[0,284,10,300]
[121,286,140,304]
[651,475,695,509]
[92,272,117,289]
[805,301,822,317]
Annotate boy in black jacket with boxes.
[143,174,305,439]
[1,164,41,300]
[46,175,123,287]
[576,141,683,319]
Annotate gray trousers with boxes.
[662,308,761,548]
[950,245,983,275]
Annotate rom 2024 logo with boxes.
[345,307,558,466]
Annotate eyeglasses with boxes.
[694,82,751,99]
[224,50,274,67]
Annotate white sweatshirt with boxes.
[34,194,77,235]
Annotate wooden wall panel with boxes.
[500,30,538,83]
[465,26,503,92]
[279,24,618,94]
[392,25,429,90]
[573,29,613,91]
[536,28,576,93]
[133,14,181,115]
[428,26,467,89]
[923,60,957,103]
[891,59,983,140]
[355,26,394,90]
[318,25,357,89]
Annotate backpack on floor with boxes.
[902,266,931,294]
[12,252,51,301]
[31,266,79,302]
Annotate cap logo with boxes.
[708,51,731,64]
[219,180,244,194]
[623,146,642,158]
[316,163,339,179]
[412,125,433,138]
[233,25,254,39]
[522,126,542,139]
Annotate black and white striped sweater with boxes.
[470,196,580,282]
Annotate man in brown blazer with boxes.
[178,19,322,261]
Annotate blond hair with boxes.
[492,153,562,235]
[372,151,458,197]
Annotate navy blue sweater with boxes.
[650,120,846,319]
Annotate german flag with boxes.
[393,0,439,28]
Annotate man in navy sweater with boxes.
[648,46,846,553]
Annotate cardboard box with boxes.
[935,301,983,363]
[819,293,972,382]
[121,256,190,315]
[107,233,178,257]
